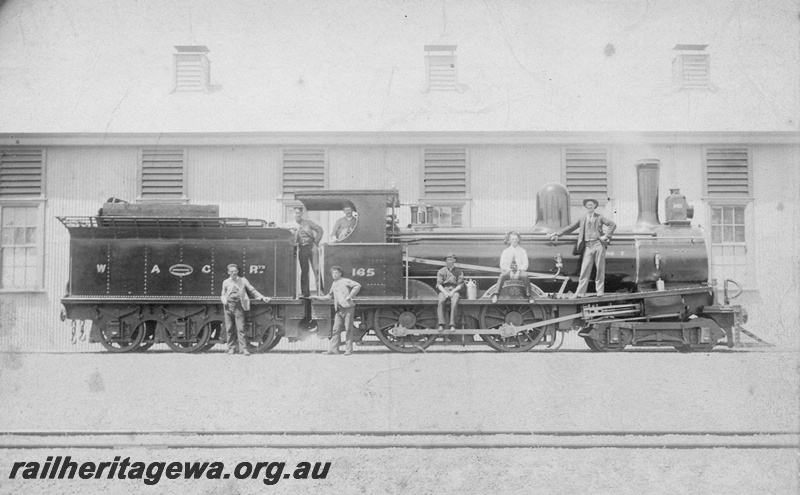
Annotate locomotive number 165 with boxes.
[351,267,376,277]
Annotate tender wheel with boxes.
[585,323,626,352]
[163,319,211,353]
[246,324,282,353]
[136,320,159,352]
[373,305,437,353]
[98,320,145,353]
[479,304,548,352]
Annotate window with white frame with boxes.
[0,148,45,290]
[138,148,187,201]
[564,147,609,206]
[705,147,751,286]
[709,205,748,284]
[422,148,468,227]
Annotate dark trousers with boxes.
[496,271,533,297]
[224,302,246,351]
[298,243,314,297]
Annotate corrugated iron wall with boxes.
[1,142,798,351]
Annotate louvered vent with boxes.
[173,46,210,92]
[673,45,710,90]
[423,148,467,197]
[140,149,185,199]
[706,148,749,197]
[565,148,608,205]
[425,45,458,91]
[0,148,44,198]
[283,149,326,196]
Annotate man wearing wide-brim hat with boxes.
[436,253,464,332]
[549,198,617,297]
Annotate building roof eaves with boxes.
[1,131,798,147]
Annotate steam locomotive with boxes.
[60,159,748,353]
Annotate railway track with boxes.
[1,431,797,450]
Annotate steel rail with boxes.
[1,430,796,437]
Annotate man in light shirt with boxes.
[549,198,617,297]
[313,266,361,355]
[491,231,534,304]
[220,263,271,356]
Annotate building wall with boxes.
[1,140,797,350]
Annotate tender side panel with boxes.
[145,240,186,296]
[108,242,147,296]
[70,239,112,296]
[69,236,296,299]
[322,244,403,297]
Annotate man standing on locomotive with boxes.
[313,266,361,355]
[330,205,357,242]
[436,253,464,332]
[221,263,271,355]
[283,206,324,297]
[549,198,616,297]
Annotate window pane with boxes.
[711,208,722,225]
[439,208,451,226]
[1,228,13,246]
[13,267,25,285]
[26,247,37,266]
[734,226,745,243]
[25,207,37,225]
[734,207,744,224]
[25,227,36,244]
[723,226,734,242]
[2,208,16,226]
[15,247,27,266]
[711,226,722,244]
[2,250,13,267]
[452,206,463,227]
[723,207,733,224]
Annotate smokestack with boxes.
[533,182,571,232]
[635,159,661,231]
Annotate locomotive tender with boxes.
[60,159,748,353]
